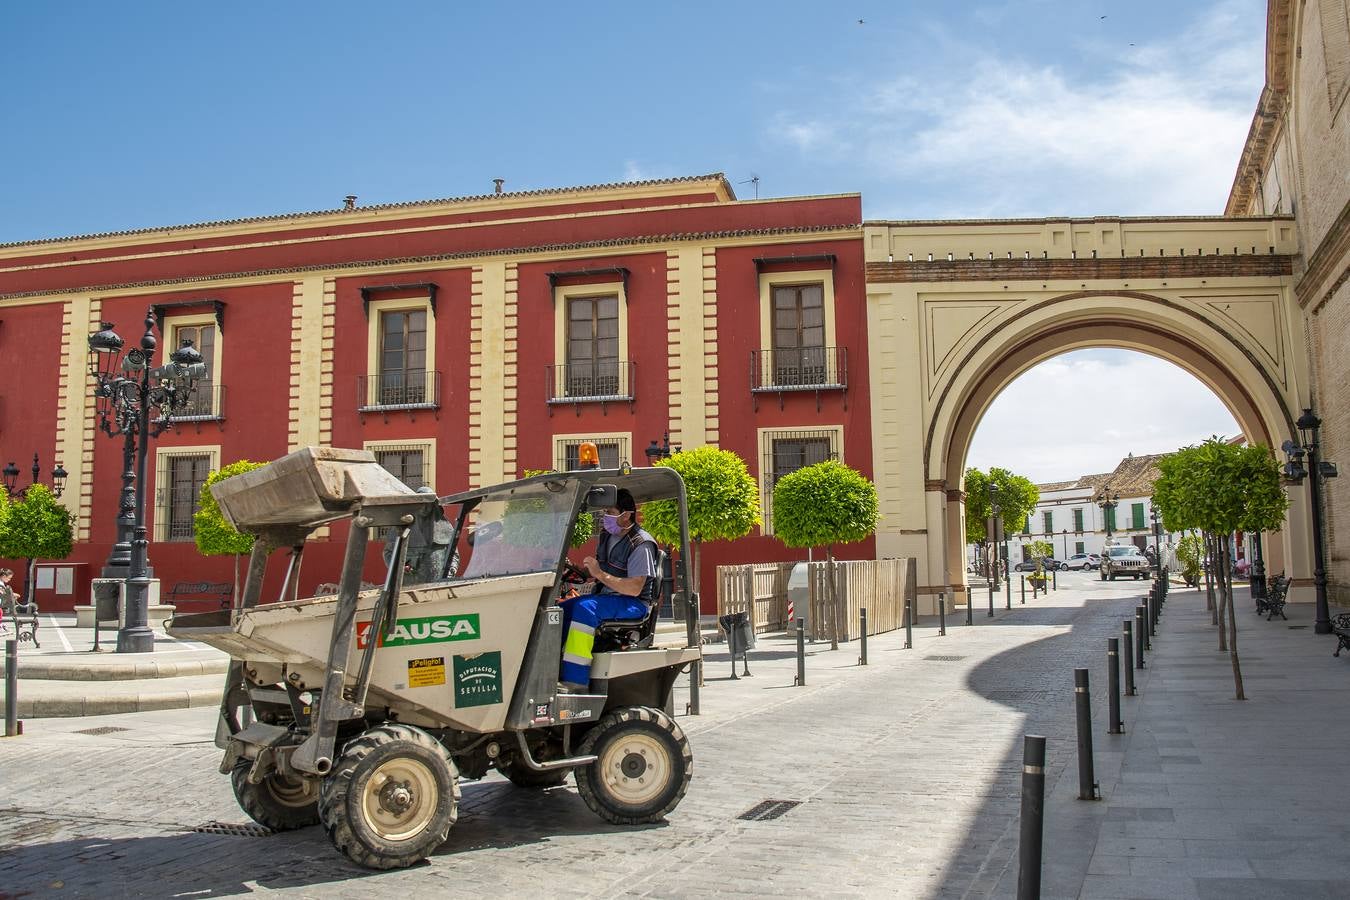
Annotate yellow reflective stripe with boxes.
[564,629,594,661]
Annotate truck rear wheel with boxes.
[231,759,320,831]
[575,706,691,825]
[319,724,459,870]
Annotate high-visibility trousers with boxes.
[559,592,648,686]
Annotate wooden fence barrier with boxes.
[715,557,916,643]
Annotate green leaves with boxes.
[1151,438,1286,536]
[771,459,879,550]
[194,460,265,557]
[521,468,595,548]
[964,467,1039,544]
[0,484,73,561]
[642,447,761,546]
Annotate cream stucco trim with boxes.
[152,444,220,542]
[363,293,437,406]
[552,279,627,398]
[757,268,837,369]
[502,264,519,480]
[364,438,438,491]
[664,249,707,447]
[288,278,326,451]
[701,247,720,446]
[755,424,844,536]
[468,263,509,488]
[54,297,99,540]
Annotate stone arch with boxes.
[925,290,1308,600]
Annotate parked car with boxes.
[1013,557,1059,572]
[1061,553,1101,570]
[1099,545,1152,580]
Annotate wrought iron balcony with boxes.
[172,380,225,421]
[750,347,848,410]
[358,370,442,414]
[546,361,635,414]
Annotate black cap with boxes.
[616,488,637,514]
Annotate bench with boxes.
[1255,573,1289,621]
[1,593,40,647]
[1333,613,1350,659]
[166,581,233,610]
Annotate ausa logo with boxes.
[355,614,480,649]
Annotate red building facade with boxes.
[0,175,871,611]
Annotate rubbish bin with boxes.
[718,611,756,656]
[786,562,810,631]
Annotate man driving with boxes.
[559,488,658,692]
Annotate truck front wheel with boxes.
[231,759,320,831]
[319,724,459,870]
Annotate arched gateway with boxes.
[862,216,1314,611]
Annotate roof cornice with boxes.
[1225,0,1296,215]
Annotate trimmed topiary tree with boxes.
[0,484,74,607]
[771,460,879,649]
[195,460,266,606]
[641,446,761,617]
[964,467,1039,578]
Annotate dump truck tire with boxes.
[230,759,320,832]
[575,706,692,825]
[319,724,459,870]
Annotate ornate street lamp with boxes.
[87,309,206,652]
[1282,408,1339,635]
[1097,487,1119,546]
[644,431,680,465]
[987,483,1002,593]
[1149,505,1166,581]
[2,452,67,499]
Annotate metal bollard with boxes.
[1134,608,1146,669]
[1107,638,1124,733]
[5,640,18,738]
[728,622,739,681]
[1018,734,1047,900]
[988,584,995,618]
[859,608,868,666]
[1053,567,1059,590]
[966,586,974,625]
[1122,621,1137,694]
[939,595,947,636]
[1149,589,1159,636]
[904,598,913,649]
[1021,575,1026,604]
[1006,575,1012,610]
[795,618,806,686]
[1139,605,1151,651]
[1074,668,1099,800]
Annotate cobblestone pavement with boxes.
[2,574,1328,899]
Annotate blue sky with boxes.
[1,0,1264,243]
[1,1,1263,482]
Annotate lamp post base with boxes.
[116,625,156,653]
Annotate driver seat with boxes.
[592,549,666,653]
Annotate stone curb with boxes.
[1,687,222,719]
[4,657,230,681]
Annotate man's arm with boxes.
[581,555,647,597]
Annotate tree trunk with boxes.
[1204,534,1217,620]
[1214,535,1229,652]
[692,538,704,686]
[1221,541,1246,699]
[232,553,242,610]
[24,557,35,607]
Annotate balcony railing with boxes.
[750,347,848,410]
[172,380,225,421]
[546,361,635,412]
[358,371,442,412]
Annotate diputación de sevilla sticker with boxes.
[408,656,446,688]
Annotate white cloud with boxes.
[965,350,1241,483]
[622,160,648,182]
[774,1,1264,217]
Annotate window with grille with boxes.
[165,454,211,541]
[1105,506,1117,532]
[375,448,425,490]
[761,430,838,532]
[172,322,217,417]
[1075,541,1085,555]
[770,283,826,384]
[565,295,620,397]
[1131,502,1146,530]
[1073,507,1084,533]
[378,309,428,405]
[555,437,628,472]
[1042,510,1053,534]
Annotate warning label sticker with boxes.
[407,656,446,688]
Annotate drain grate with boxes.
[738,799,802,821]
[923,655,966,662]
[1288,625,1309,630]
[192,822,272,838]
[74,726,130,736]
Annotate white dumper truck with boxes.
[168,447,702,869]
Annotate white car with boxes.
[1099,545,1152,580]
[1060,553,1100,570]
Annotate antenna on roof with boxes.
[737,174,760,199]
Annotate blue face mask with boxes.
[602,513,624,535]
